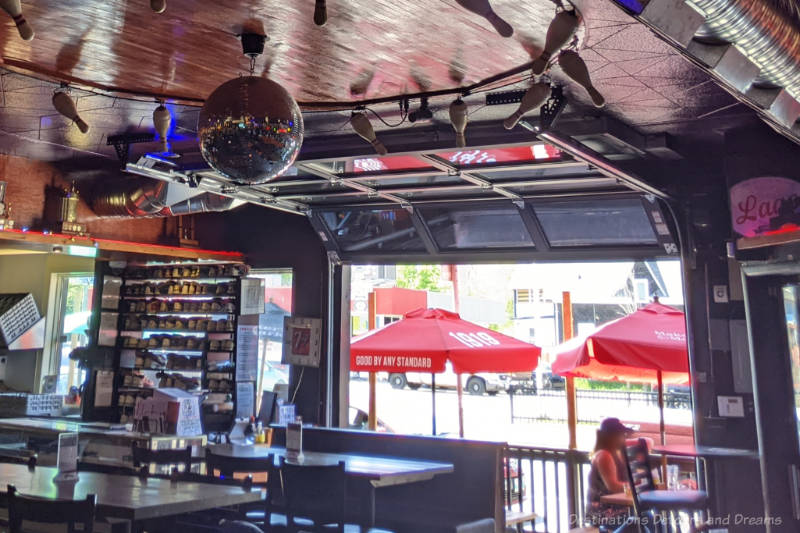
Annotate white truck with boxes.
[388,362,509,395]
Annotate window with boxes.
[321,209,426,252]
[48,274,94,394]
[534,198,658,247]
[249,269,293,397]
[421,205,535,250]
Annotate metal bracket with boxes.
[539,85,567,132]
[106,133,156,167]
[327,250,342,266]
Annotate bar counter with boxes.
[0,417,206,468]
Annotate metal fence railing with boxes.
[503,445,592,533]
[508,387,692,425]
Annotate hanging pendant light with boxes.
[52,90,89,134]
[532,10,579,75]
[559,50,605,107]
[449,98,468,147]
[503,82,549,130]
[0,0,33,40]
[314,0,327,26]
[350,111,387,155]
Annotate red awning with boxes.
[351,307,541,374]
[551,302,690,385]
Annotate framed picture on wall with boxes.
[281,316,322,367]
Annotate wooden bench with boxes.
[505,509,537,532]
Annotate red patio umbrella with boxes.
[551,302,690,444]
[351,307,541,436]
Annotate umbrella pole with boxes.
[562,291,578,450]
[457,373,465,438]
[657,369,668,485]
[431,373,437,436]
[368,372,377,431]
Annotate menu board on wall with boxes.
[240,278,265,316]
[730,176,800,238]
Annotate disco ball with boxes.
[198,76,303,185]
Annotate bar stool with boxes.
[623,439,708,532]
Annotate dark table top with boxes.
[209,444,454,487]
[652,443,759,459]
[0,464,261,521]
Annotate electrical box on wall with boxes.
[0,355,6,381]
[718,395,746,417]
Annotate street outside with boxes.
[349,378,693,450]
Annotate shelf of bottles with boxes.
[114,262,248,425]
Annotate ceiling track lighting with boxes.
[503,82,550,130]
[455,0,513,38]
[52,88,89,134]
[0,0,33,40]
[350,111,387,155]
[314,0,327,26]
[449,98,468,147]
[532,9,579,75]
[408,97,433,123]
[150,0,166,13]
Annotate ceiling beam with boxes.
[296,162,412,210]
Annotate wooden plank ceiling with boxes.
[0,0,743,163]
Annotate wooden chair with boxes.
[7,484,96,533]
[132,442,193,476]
[280,458,347,533]
[204,449,283,528]
[623,439,708,532]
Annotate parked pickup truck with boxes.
[388,362,509,396]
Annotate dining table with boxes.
[209,443,455,526]
[0,463,261,532]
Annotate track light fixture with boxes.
[532,9,578,75]
[52,89,89,134]
[350,111,387,155]
[0,0,33,40]
[314,0,327,26]
[503,82,549,130]
[455,0,513,38]
[408,97,433,123]
[449,98,468,147]
[558,50,604,107]
[150,0,166,13]
[153,103,171,153]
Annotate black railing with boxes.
[509,387,692,425]
[503,445,592,533]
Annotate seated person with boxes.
[585,417,635,529]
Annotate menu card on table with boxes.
[54,432,79,481]
[286,420,303,463]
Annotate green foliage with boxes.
[65,283,86,314]
[396,265,444,292]
[574,378,646,391]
